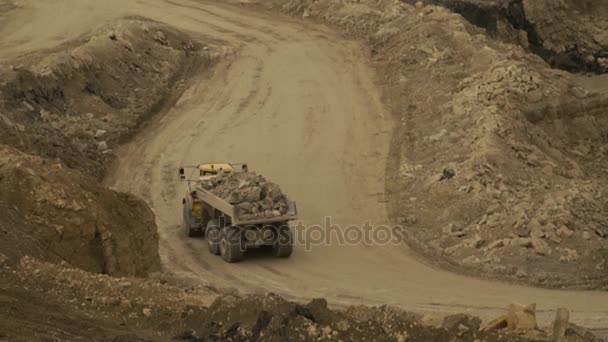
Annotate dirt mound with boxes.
[256,0,608,289]
[4,257,599,341]
[0,16,226,275]
[201,172,289,219]
[0,145,160,277]
[0,17,221,178]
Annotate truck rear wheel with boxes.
[206,220,221,255]
[219,226,244,263]
[183,201,201,237]
[272,224,293,258]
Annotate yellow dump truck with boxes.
[179,163,297,263]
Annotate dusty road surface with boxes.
[3,0,607,330]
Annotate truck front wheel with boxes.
[183,201,201,237]
[219,226,244,263]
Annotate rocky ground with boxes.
[256,0,608,290]
[2,257,601,341]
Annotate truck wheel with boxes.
[183,201,200,237]
[272,224,293,258]
[219,226,244,263]
[206,220,221,255]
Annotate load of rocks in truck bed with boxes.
[200,172,289,220]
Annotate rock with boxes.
[582,231,592,240]
[0,252,8,266]
[442,313,481,331]
[439,167,455,181]
[119,281,132,288]
[531,238,551,256]
[480,315,508,331]
[306,325,319,338]
[22,101,35,111]
[227,192,243,204]
[395,332,408,342]
[39,110,52,121]
[336,320,350,332]
[469,234,484,248]
[321,326,332,336]
[420,314,443,328]
[529,219,545,239]
[552,308,569,342]
[142,308,152,317]
[507,303,537,330]
[513,237,533,248]
[487,239,506,250]
[557,226,574,238]
[95,129,107,138]
[558,248,578,262]
[565,323,598,340]
[241,187,262,202]
[97,141,109,151]
[154,31,168,45]
[0,113,14,127]
[457,324,469,337]
[236,202,254,214]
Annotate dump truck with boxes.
[179,163,297,263]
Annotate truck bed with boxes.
[194,186,298,225]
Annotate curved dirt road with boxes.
[4,0,607,329]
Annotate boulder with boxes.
[95,129,107,138]
[507,303,537,330]
[480,315,508,332]
[97,141,109,151]
[481,303,538,332]
[552,308,569,342]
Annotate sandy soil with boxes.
[2,0,606,332]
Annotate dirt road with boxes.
[4,0,607,329]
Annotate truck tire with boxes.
[183,201,200,237]
[272,224,293,258]
[206,220,221,255]
[219,226,244,263]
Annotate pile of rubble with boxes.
[200,172,289,220]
